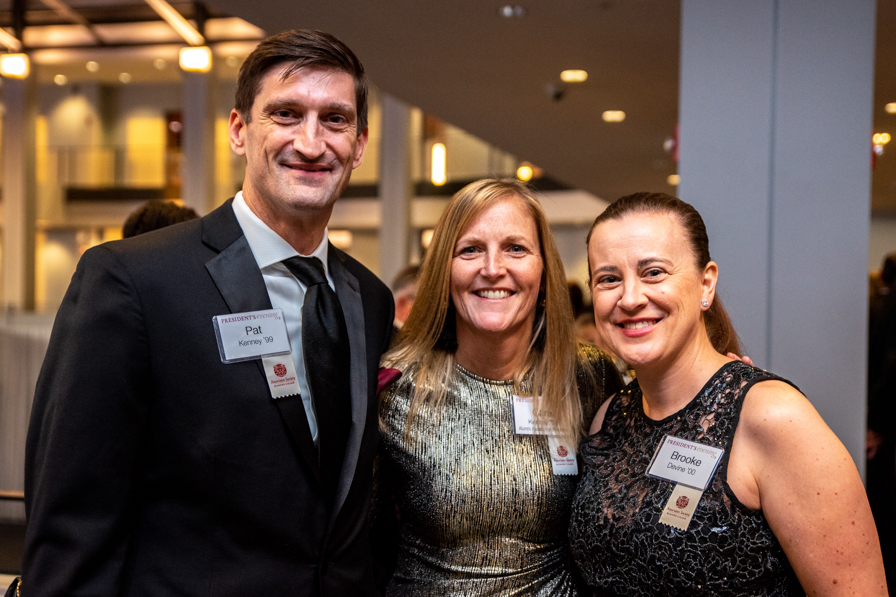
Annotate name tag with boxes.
[261,356,300,399]
[213,309,291,363]
[548,436,578,475]
[658,484,704,530]
[512,396,575,476]
[646,434,724,490]
[512,395,558,436]
[647,435,725,531]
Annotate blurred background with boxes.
[0,0,893,582]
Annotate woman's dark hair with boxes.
[586,192,741,356]
[234,29,369,131]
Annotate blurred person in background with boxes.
[122,199,198,238]
[868,251,896,581]
[390,264,420,334]
[575,312,635,385]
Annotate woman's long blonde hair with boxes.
[382,179,584,443]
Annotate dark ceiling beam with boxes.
[193,1,207,38]
[12,0,25,44]
[0,3,223,28]
[5,35,260,51]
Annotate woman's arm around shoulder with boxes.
[736,380,887,596]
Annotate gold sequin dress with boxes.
[376,345,622,596]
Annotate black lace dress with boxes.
[569,361,805,596]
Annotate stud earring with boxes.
[701,299,709,308]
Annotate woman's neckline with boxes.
[455,363,515,385]
[637,360,741,425]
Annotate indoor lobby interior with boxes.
[1,0,895,588]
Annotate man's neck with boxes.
[241,192,331,255]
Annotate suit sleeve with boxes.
[24,244,153,596]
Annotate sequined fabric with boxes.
[378,345,621,596]
[569,361,805,597]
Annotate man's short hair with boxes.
[235,29,369,131]
[122,200,198,238]
[391,264,421,296]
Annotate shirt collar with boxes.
[231,191,330,274]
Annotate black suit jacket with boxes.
[23,200,394,596]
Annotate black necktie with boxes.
[282,256,351,501]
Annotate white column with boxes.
[679,0,875,472]
[181,70,216,215]
[378,93,414,286]
[1,75,37,311]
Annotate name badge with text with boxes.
[512,396,575,477]
[646,434,724,490]
[512,395,558,436]
[213,309,291,363]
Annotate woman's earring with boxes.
[701,299,709,308]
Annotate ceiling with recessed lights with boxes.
[0,0,262,82]
[1,0,895,212]
[189,0,896,213]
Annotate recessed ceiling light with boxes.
[886,102,896,114]
[602,110,626,122]
[118,72,132,84]
[667,174,680,186]
[560,69,588,83]
[85,61,99,72]
[499,4,525,17]
[153,58,167,70]
[53,74,68,86]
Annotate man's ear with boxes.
[352,126,369,169]
[229,109,247,156]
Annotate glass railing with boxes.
[38,143,171,189]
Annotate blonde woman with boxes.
[375,179,622,595]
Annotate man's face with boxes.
[229,64,368,223]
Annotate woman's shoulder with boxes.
[729,368,827,469]
[738,376,814,435]
[576,342,624,388]
[575,343,626,430]
[575,343,621,387]
[576,342,614,367]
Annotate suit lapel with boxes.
[201,201,323,487]
[328,246,368,518]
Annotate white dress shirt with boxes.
[232,191,335,442]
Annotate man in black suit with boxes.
[21,29,393,596]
